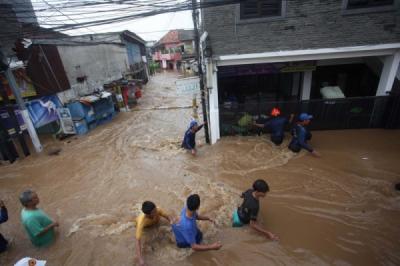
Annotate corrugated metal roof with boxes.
[31,30,145,46]
[31,38,126,46]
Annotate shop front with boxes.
[205,45,400,144]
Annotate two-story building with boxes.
[153,29,195,70]
[201,0,400,144]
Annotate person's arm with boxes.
[196,214,214,223]
[36,222,59,237]
[297,128,314,153]
[298,128,320,157]
[195,124,204,132]
[0,201,8,224]
[135,222,146,266]
[249,220,279,241]
[135,238,146,266]
[191,242,222,251]
[158,209,175,224]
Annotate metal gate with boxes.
[219,96,399,136]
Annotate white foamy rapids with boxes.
[67,179,241,262]
[67,203,142,237]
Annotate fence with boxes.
[220,96,400,136]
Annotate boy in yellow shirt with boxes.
[135,201,173,266]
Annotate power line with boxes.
[0,0,242,41]
[40,0,97,34]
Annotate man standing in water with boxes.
[172,194,222,251]
[253,108,294,145]
[135,201,174,266]
[19,190,59,247]
[288,113,320,157]
[232,179,279,240]
[181,121,205,156]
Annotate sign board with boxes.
[26,95,62,128]
[57,108,76,135]
[0,106,27,136]
[0,68,37,101]
[176,76,200,95]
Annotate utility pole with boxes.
[0,48,43,153]
[192,0,210,144]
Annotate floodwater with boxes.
[1,71,400,266]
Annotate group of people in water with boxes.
[182,107,320,157]
[0,107,318,265]
[135,179,276,265]
[0,181,275,266]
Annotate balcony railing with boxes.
[152,51,182,61]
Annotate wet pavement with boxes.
[1,71,400,266]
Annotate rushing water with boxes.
[0,72,399,266]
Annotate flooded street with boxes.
[1,72,400,266]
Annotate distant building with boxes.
[153,29,195,70]
[201,0,400,144]
[71,31,149,82]
[145,41,156,62]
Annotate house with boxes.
[70,31,149,82]
[27,38,130,103]
[146,41,156,62]
[201,0,400,144]
[153,29,195,70]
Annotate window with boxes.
[240,0,283,20]
[345,0,394,10]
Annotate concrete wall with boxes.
[57,44,129,96]
[202,0,400,56]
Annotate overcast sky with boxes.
[31,1,194,42]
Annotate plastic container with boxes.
[73,119,88,135]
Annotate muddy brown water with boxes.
[0,72,399,266]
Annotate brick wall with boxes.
[202,0,400,56]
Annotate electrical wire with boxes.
[0,0,242,42]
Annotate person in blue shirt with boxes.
[172,194,222,251]
[181,121,205,156]
[0,200,9,253]
[288,113,320,157]
[254,108,294,145]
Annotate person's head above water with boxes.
[142,201,157,218]
[298,113,313,125]
[187,194,200,211]
[19,189,39,208]
[270,107,281,117]
[252,179,269,198]
[189,120,199,132]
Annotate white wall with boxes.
[206,59,220,144]
[57,44,129,96]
